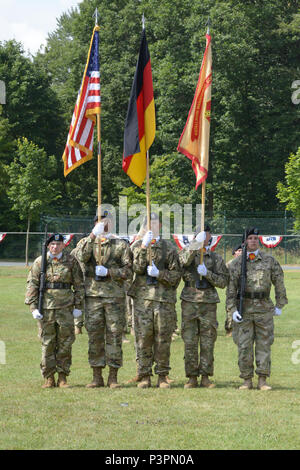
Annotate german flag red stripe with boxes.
[123,28,155,187]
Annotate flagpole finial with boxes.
[142,13,145,30]
[93,7,99,26]
[206,17,211,35]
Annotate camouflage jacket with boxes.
[25,252,84,312]
[128,239,181,303]
[226,250,288,315]
[179,248,229,303]
[75,235,133,298]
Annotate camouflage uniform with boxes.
[226,250,288,379]
[224,258,235,335]
[128,239,181,379]
[180,246,228,379]
[76,235,132,370]
[25,252,84,379]
[71,239,87,331]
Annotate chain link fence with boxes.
[0,212,299,265]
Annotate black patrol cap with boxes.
[47,233,64,246]
[242,227,259,242]
[232,243,242,255]
[93,209,112,223]
[194,224,211,236]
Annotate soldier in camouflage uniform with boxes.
[76,212,133,389]
[71,237,87,335]
[25,234,84,388]
[180,225,229,389]
[224,243,242,337]
[226,227,288,390]
[128,214,181,389]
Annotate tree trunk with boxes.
[25,216,30,266]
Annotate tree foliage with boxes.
[0,0,299,231]
[277,147,300,231]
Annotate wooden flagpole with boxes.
[94,8,102,265]
[146,150,152,264]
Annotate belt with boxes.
[45,282,72,290]
[185,280,212,290]
[237,291,269,300]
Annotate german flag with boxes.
[122,28,156,187]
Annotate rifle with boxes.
[38,225,48,315]
[238,230,248,318]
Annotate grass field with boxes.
[0,266,300,450]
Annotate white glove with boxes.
[32,309,43,320]
[274,307,282,316]
[73,308,82,318]
[95,265,108,277]
[233,311,243,323]
[92,222,105,236]
[142,230,153,248]
[195,231,206,243]
[197,263,207,276]
[147,261,159,278]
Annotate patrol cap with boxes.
[47,233,64,246]
[142,212,159,227]
[242,227,259,242]
[194,224,211,236]
[94,209,112,223]
[232,243,242,255]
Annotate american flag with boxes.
[62,26,101,176]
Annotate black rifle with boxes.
[38,225,48,315]
[238,231,248,318]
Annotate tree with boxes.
[6,138,61,264]
[277,147,300,231]
[0,40,64,157]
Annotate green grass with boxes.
[0,266,300,450]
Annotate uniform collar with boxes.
[48,251,63,260]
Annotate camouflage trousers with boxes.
[84,296,125,369]
[181,301,218,377]
[124,294,133,333]
[232,311,274,379]
[40,307,75,378]
[225,309,233,333]
[134,298,175,378]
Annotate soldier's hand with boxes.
[73,308,82,318]
[233,311,243,323]
[147,261,159,278]
[274,307,282,316]
[95,265,108,277]
[142,230,153,248]
[197,263,207,276]
[195,231,206,243]
[32,309,43,320]
[92,222,105,236]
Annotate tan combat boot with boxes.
[257,376,272,391]
[200,375,216,389]
[86,367,104,388]
[57,372,70,388]
[184,376,198,389]
[107,367,121,389]
[137,376,151,388]
[157,375,170,389]
[238,378,253,390]
[42,375,56,389]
